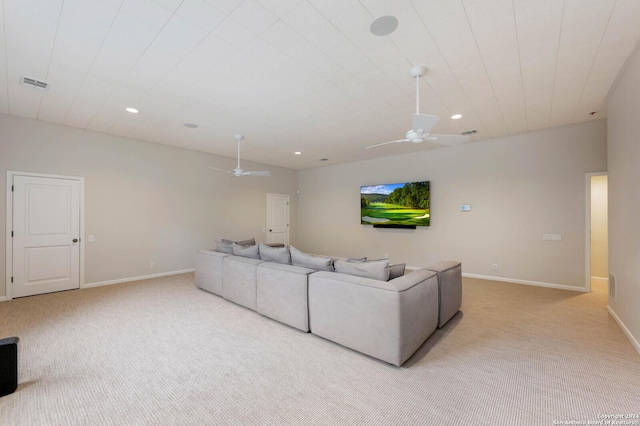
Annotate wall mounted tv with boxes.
[360,181,430,228]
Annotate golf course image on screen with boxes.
[360,181,430,227]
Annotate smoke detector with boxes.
[20,75,49,90]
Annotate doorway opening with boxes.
[585,172,608,294]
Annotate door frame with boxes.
[584,171,607,292]
[5,170,85,300]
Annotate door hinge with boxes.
[11,231,13,237]
[11,185,14,191]
[11,277,13,283]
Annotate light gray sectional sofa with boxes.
[195,245,462,366]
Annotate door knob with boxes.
[72,238,78,243]
[269,229,272,232]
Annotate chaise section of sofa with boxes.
[222,256,265,311]
[308,269,439,366]
[426,260,462,328]
[195,250,229,296]
[256,262,316,332]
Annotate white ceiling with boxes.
[1,0,639,170]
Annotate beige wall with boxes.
[0,114,298,298]
[590,175,608,279]
[607,42,640,348]
[298,120,607,289]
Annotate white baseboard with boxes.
[591,276,609,282]
[462,273,588,293]
[607,305,640,356]
[82,268,195,289]
[0,296,7,302]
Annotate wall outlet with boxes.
[88,234,95,242]
[492,264,498,271]
[150,262,155,269]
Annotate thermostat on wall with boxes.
[459,204,471,212]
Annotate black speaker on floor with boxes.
[0,336,19,397]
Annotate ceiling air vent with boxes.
[461,129,478,136]
[20,75,49,90]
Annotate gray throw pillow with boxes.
[223,238,255,247]
[347,257,367,262]
[334,258,390,281]
[388,263,406,280]
[259,243,291,264]
[232,243,260,259]
[215,240,234,254]
[289,246,333,271]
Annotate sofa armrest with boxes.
[426,260,462,328]
[195,250,230,296]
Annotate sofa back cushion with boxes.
[259,243,291,264]
[216,238,255,254]
[334,258,390,281]
[232,243,260,259]
[290,246,333,271]
[223,238,255,246]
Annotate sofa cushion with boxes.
[258,243,291,264]
[334,258,390,281]
[290,246,333,271]
[215,240,234,254]
[232,243,260,259]
[389,263,406,280]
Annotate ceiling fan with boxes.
[366,65,470,149]
[209,134,271,177]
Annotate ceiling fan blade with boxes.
[365,139,410,149]
[427,134,471,146]
[209,167,232,174]
[412,113,439,133]
[242,171,271,177]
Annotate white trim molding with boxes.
[607,305,640,356]
[82,269,195,289]
[462,273,589,293]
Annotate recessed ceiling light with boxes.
[183,123,198,128]
[126,107,139,114]
[294,151,302,155]
[451,114,462,120]
[370,16,398,36]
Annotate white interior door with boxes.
[266,194,289,245]
[12,175,81,298]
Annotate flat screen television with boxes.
[360,181,430,228]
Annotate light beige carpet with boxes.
[0,274,638,425]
